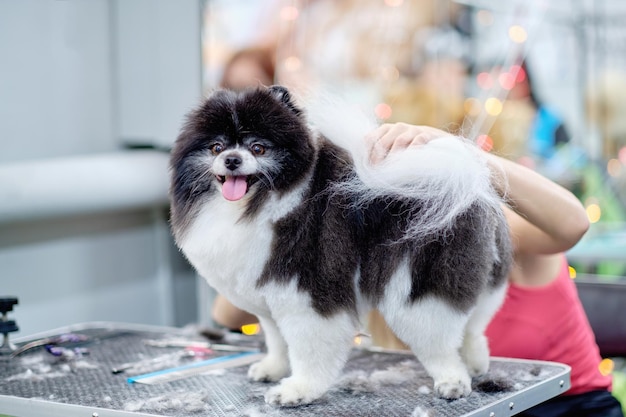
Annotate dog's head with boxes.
[169,86,315,230]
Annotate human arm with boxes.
[211,294,258,331]
[487,154,588,254]
[366,123,589,255]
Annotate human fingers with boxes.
[366,124,394,164]
[368,123,449,164]
[364,123,392,149]
[368,123,419,164]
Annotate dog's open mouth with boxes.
[216,175,257,201]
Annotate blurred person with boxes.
[220,47,275,90]
[480,61,571,165]
[513,61,570,159]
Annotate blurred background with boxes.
[1,0,625,398]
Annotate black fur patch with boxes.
[473,376,515,393]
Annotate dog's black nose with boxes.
[224,155,242,171]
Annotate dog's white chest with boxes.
[180,199,274,298]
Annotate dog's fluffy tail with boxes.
[306,92,503,241]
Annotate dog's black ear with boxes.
[268,85,292,103]
[268,85,302,116]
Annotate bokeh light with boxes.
[476,134,494,152]
[484,97,503,116]
[607,158,622,177]
[599,358,615,376]
[509,25,528,43]
[499,72,516,90]
[384,0,404,7]
[510,64,527,83]
[464,97,482,116]
[586,203,602,223]
[375,102,393,120]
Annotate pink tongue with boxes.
[222,176,248,201]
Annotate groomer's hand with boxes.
[365,123,450,164]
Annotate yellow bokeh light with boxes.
[509,25,528,43]
[586,203,602,223]
[464,97,482,116]
[599,358,614,376]
[241,323,260,335]
[568,265,577,279]
[484,97,503,116]
[607,158,622,177]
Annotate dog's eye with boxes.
[210,143,224,155]
[250,144,265,155]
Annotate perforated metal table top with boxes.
[0,322,570,417]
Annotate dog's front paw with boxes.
[434,378,472,400]
[248,356,289,382]
[264,377,324,406]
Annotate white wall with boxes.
[0,0,203,337]
[0,1,116,163]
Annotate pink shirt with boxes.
[485,256,613,395]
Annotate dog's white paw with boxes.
[461,335,490,377]
[264,377,324,406]
[434,378,472,400]
[465,355,489,377]
[247,356,289,382]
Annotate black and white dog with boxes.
[169,86,512,406]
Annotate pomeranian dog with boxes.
[169,85,512,406]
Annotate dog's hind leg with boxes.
[460,283,508,377]
[248,316,290,382]
[264,309,356,406]
[380,296,473,399]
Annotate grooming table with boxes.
[0,322,570,417]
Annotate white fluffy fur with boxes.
[377,258,471,398]
[179,172,313,315]
[306,93,502,240]
[250,281,359,405]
